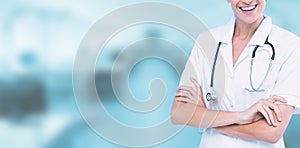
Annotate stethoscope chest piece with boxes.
[206,87,217,103]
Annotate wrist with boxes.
[234,111,246,125]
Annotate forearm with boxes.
[171,101,242,128]
[213,104,294,143]
[214,119,277,142]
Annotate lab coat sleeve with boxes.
[271,47,300,114]
[179,43,204,87]
[179,39,212,108]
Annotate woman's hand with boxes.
[238,96,287,126]
[175,77,206,108]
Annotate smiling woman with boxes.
[228,0,266,25]
[1,1,300,148]
[171,0,300,148]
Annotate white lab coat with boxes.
[179,16,300,148]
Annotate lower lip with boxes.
[240,6,257,15]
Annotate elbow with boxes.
[171,108,181,125]
[170,101,198,126]
[171,114,179,125]
[263,129,283,144]
[171,107,192,126]
[171,101,185,125]
[265,134,282,144]
[171,103,188,125]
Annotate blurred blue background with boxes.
[1,0,299,148]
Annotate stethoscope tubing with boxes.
[206,35,275,102]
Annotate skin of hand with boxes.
[212,103,294,143]
[175,77,287,127]
[175,77,206,108]
[239,96,287,126]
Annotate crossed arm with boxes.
[171,78,294,144]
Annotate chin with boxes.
[236,15,263,25]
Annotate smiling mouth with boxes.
[239,5,257,11]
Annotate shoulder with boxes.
[271,25,300,46]
[198,18,234,44]
[271,25,300,61]
[210,25,228,36]
[204,24,229,41]
[195,23,229,45]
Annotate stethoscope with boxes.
[206,36,275,102]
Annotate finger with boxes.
[190,77,202,94]
[176,97,190,103]
[262,104,277,126]
[268,96,287,103]
[258,99,282,123]
[254,114,263,121]
[177,85,190,91]
[178,86,197,96]
[265,101,282,122]
[176,97,197,104]
[176,89,194,98]
[175,92,193,100]
[177,85,204,106]
[258,107,272,126]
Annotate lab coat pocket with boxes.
[244,60,278,95]
[243,65,279,106]
[243,88,268,107]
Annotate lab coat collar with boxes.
[217,17,235,44]
[217,15,272,46]
[249,16,272,46]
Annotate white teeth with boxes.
[240,5,256,11]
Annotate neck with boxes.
[234,15,264,40]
